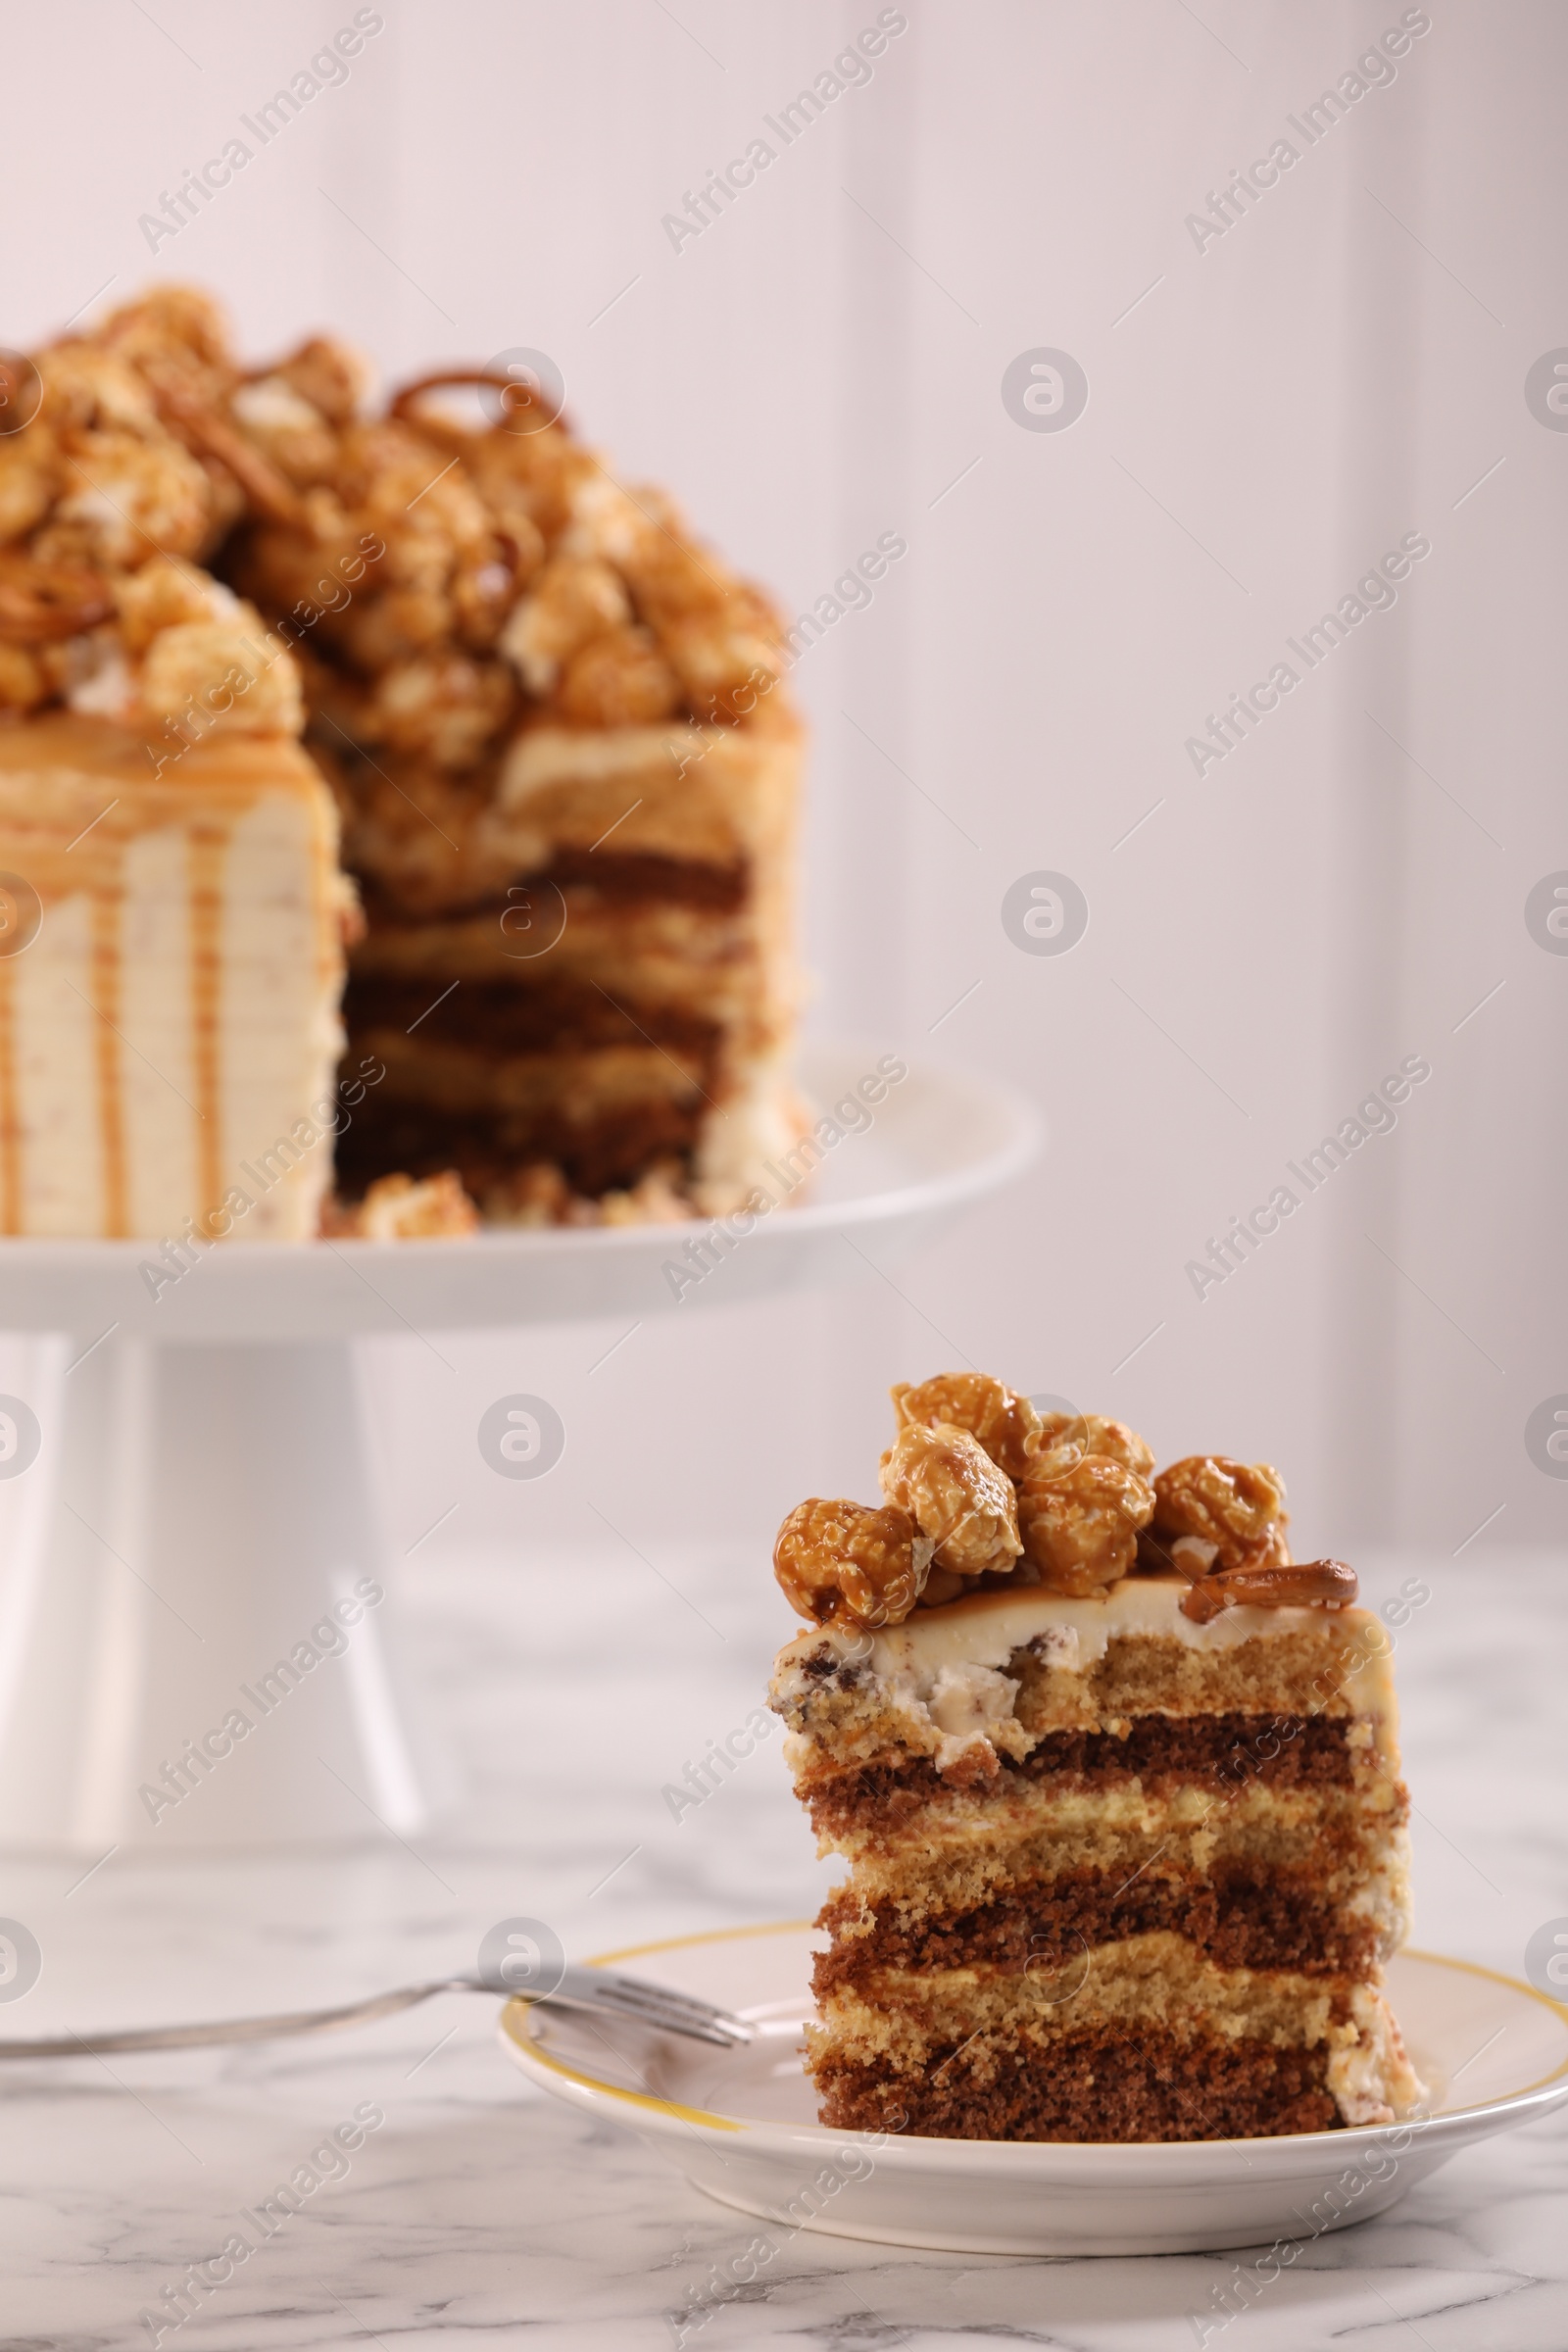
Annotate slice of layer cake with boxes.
[769,1376,1424,2142]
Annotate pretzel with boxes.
[388,367,568,437]
[1179,1557,1358,1624]
[152,381,305,529]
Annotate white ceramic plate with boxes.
[500,1922,1568,2257]
[0,1042,1038,1338]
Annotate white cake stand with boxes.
[0,1046,1038,1853]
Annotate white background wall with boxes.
[8,1,1564,1574]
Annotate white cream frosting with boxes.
[773,1577,1400,1770]
[926,1660,1020,1773]
[783,1575,1383,1674]
[4,752,341,1241]
[1329,1984,1428,2124]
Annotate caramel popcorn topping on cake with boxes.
[1150,1454,1291,1574]
[1035,1410,1154,1480]
[771,1375,1357,1627]
[1016,1452,1155,1596]
[2,288,791,767]
[892,1374,1042,1480]
[0,290,305,733]
[878,1421,1022,1581]
[773,1498,928,1628]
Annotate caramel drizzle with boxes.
[187,819,229,1232]
[89,877,127,1236]
[0,717,328,1238]
[0,959,17,1234]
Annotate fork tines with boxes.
[544,1965,752,2046]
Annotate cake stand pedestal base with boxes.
[0,1047,1040,1853]
[0,1335,446,1853]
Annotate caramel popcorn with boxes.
[617,529,782,722]
[322,1170,479,1241]
[0,293,279,727]
[554,621,682,726]
[269,334,368,430]
[772,1370,1331,1622]
[229,373,345,489]
[487,1162,573,1228]
[1016,1453,1155,1596]
[1035,1410,1154,1480]
[0,434,58,544]
[1152,1454,1290,1572]
[0,553,112,646]
[113,555,222,651]
[34,425,213,571]
[358,649,514,767]
[140,612,303,736]
[0,643,46,709]
[892,1374,1041,1480]
[500,553,631,694]
[2,283,793,767]
[774,1497,926,1628]
[878,1422,1021,1580]
[93,282,236,406]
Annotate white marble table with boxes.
[2,1547,1564,2350]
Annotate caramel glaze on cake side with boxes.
[769,1377,1426,2145]
[0,715,344,1239]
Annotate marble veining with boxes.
[0,1545,1563,2349]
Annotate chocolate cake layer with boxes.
[345,906,758,1017]
[356,850,749,925]
[815,1864,1381,1984]
[342,972,724,1060]
[332,1087,705,1201]
[538,849,747,908]
[806,1712,1355,1841]
[812,2031,1340,2142]
[825,1791,1394,1948]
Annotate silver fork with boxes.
[0,1965,753,2059]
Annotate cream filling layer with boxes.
[826,1783,1413,1958]
[774,1582,1400,1774]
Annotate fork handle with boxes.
[0,1976,485,2060]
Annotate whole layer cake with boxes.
[768,1376,1424,2142]
[0,286,803,1236]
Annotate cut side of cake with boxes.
[221,359,805,1224]
[769,1377,1424,2143]
[320,697,802,1220]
